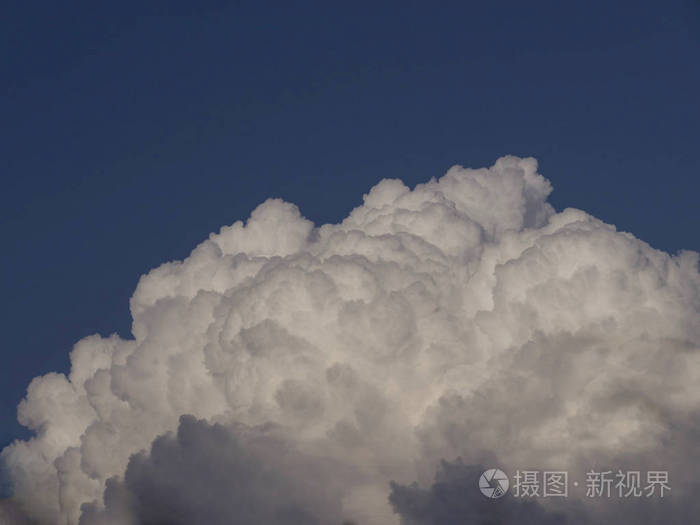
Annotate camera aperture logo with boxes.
[479,468,509,498]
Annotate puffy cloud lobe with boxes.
[1,156,698,524]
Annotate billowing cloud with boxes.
[1,156,698,524]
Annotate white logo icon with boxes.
[479,468,509,498]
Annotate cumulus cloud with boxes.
[1,156,698,525]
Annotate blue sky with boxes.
[1,0,698,453]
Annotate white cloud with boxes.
[2,156,698,524]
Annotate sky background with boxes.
[1,0,699,453]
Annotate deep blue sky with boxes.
[1,0,699,454]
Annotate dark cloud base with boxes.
[80,416,348,525]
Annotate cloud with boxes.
[1,156,698,524]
